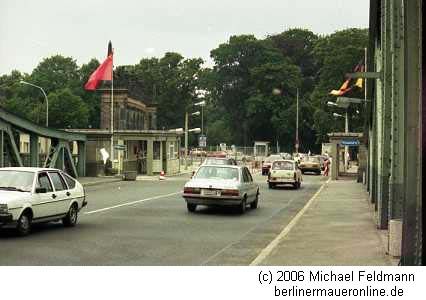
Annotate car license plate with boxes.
[203,189,220,196]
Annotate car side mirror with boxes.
[35,187,47,193]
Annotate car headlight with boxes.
[0,204,8,214]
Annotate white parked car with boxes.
[267,160,302,189]
[183,165,259,213]
[0,167,87,236]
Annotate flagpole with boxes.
[364,47,367,105]
[110,53,114,167]
[295,88,299,154]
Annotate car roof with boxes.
[199,164,241,169]
[272,160,295,163]
[0,167,61,173]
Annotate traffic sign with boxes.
[340,140,360,146]
[114,144,126,150]
[198,135,207,148]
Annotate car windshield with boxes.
[195,166,239,181]
[204,158,229,165]
[272,161,294,170]
[306,157,320,163]
[0,170,34,192]
[265,155,281,162]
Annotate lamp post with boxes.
[20,80,48,127]
[332,111,349,172]
[194,100,206,135]
[295,88,299,154]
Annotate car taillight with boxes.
[221,189,239,196]
[184,187,201,194]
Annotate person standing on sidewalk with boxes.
[324,157,331,176]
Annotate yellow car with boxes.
[298,156,322,175]
[267,160,302,189]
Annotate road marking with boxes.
[201,192,302,266]
[249,178,330,266]
[84,191,181,215]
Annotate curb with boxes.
[82,178,123,187]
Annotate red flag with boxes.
[84,52,113,90]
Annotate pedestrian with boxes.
[136,149,142,174]
[324,157,330,176]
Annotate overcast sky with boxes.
[0,0,369,75]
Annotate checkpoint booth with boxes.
[327,132,367,181]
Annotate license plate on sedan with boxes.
[203,189,220,196]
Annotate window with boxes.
[37,173,53,192]
[168,143,176,160]
[48,172,67,191]
[242,168,250,183]
[0,170,34,192]
[195,166,239,181]
[153,141,161,160]
[245,168,253,182]
[62,173,76,189]
[272,161,294,170]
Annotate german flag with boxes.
[330,61,364,96]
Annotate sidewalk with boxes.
[136,164,198,181]
[78,176,122,187]
[259,179,394,266]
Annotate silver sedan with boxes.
[182,165,259,214]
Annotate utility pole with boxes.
[295,88,299,154]
[184,111,188,170]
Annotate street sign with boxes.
[114,144,126,150]
[340,140,360,146]
[198,135,207,148]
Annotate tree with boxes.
[211,35,301,145]
[268,29,319,93]
[311,28,368,144]
[78,58,101,128]
[47,88,89,129]
[30,55,80,96]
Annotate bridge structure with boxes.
[0,107,86,177]
[350,0,423,265]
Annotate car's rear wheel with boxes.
[239,198,247,214]
[187,203,197,212]
[16,211,32,236]
[250,191,259,209]
[63,203,78,227]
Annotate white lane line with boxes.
[249,178,331,266]
[201,194,301,266]
[84,191,181,215]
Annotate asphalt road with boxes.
[0,171,326,266]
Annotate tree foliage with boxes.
[0,28,368,151]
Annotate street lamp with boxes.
[194,100,206,135]
[20,80,49,127]
[184,112,203,170]
[332,112,350,172]
[169,128,184,134]
[327,101,338,107]
[188,128,201,133]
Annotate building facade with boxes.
[69,89,181,176]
